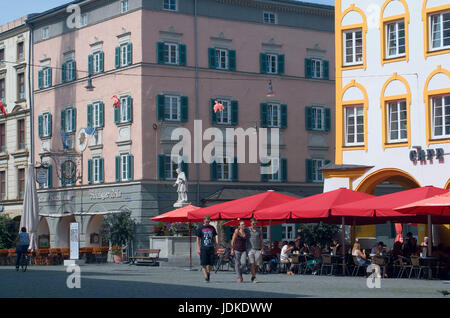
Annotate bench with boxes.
[129,249,160,266]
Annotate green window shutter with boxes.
[323,60,329,80]
[180,96,188,122]
[38,115,43,138]
[305,106,313,131]
[48,114,52,137]
[231,100,238,125]
[278,54,285,75]
[157,42,165,64]
[71,107,77,132]
[61,63,66,82]
[88,55,93,75]
[260,53,267,74]
[61,109,66,132]
[99,51,104,72]
[325,107,331,132]
[71,61,76,81]
[179,44,186,66]
[280,104,287,128]
[127,43,132,65]
[210,99,217,125]
[47,68,52,87]
[260,158,269,182]
[127,96,133,122]
[281,158,287,182]
[157,95,165,120]
[181,160,189,180]
[305,58,312,78]
[260,103,268,128]
[228,50,236,71]
[115,46,120,68]
[38,70,43,89]
[232,157,238,182]
[114,102,120,124]
[99,158,104,183]
[127,155,133,181]
[47,165,52,188]
[87,104,93,128]
[99,102,104,127]
[158,154,166,180]
[305,159,313,183]
[210,161,217,181]
[208,48,216,69]
[115,156,120,182]
[87,159,93,184]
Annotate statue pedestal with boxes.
[173,201,189,208]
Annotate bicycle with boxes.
[16,251,30,272]
[215,246,235,273]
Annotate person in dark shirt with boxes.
[196,215,218,283]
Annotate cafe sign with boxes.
[409,146,445,163]
[89,189,122,201]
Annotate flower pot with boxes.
[113,254,122,264]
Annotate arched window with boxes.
[341,5,367,70]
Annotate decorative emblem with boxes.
[76,128,88,152]
[62,160,77,180]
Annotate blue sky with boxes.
[0,0,334,26]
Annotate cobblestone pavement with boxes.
[0,264,448,298]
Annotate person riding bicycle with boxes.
[14,227,30,270]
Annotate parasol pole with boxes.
[189,222,192,269]
[427,215,432,257]
[342,216,347,276]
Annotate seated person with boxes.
[375,241,386,256]
[280,241,296,275]
[420,237,429,256]
[331,239,343,255]
[305,243,322,274]
[403,232,418,257]
[392,240,403,257]
[265,241,281,273]
[352,242,371,266]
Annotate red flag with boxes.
[213,100,224,113]
[0,101,6,117]
[112,95,120,109]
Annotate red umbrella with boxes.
[254,188,374,220]
[394,191,450,216]
[223,219,285,227]
[331,186,449,219]
[151,204,201,222]
[187,190,298,221]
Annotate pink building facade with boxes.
[28,0,334,249]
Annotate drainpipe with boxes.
[194,0,200,206]
[26,20,34,166]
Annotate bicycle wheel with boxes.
[215,255,224,273]
[21,255,28,272]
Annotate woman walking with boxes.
[231,220,248,283]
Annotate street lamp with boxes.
[85,74,95,91]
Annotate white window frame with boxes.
[43,67,51,88]
[311,59,323,79]
[163,0,177,11]
[262,226,271,242]
[343,29,363,66]
[81,14,88,27]
[344,106,365,146]
[266,54,278,74]
[42,27,49,40]
[386,20,406,58]
[93,51,102,73]
[215,99,231,124]
[215,48,228,70]
[93,102,101,128]
[267,103,280,128]
[120,154,129,181]
[311,106,325,131]
[282,224,296,241]
[429,11,450,51]
[0,170,6,200]
[216,157,232,181]
[42,113,51,137]
[267,157,280,182]
[263,12,277,24]
[164,95,180,121]
[93,157,101,184]
[164,43,178,65]
[120,44,128,67]
[431,95,450,139]
[387,100,408,143]
[65,107,74,133]
[65,60,75,82]
[311,159,325,183]
[120,0,129,13]
[165,155,179,180]
[120,96,130,123]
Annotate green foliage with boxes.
[298,223,340,247]
[101,212,136,247]
[0,215,20,249]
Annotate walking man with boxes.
[247,218,264,283]
[231,220,248,283]
[196,215,218,282]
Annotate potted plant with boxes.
[102,211,136,264]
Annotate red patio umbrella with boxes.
[187,190,298,221]
[223,219,285,227]
[394,191,450,216]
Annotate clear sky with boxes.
[0,0,335,26]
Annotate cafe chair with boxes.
[351,256,368,277]
[8,248,17,266]
[320,254,334,275]
[372,256,387,278]
[409,256,429,279]
[396,256,412,278]
[48,248,62,265]
[0,249,9,265]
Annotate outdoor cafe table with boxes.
[419,256,439,279]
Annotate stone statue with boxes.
[173,168,188,207]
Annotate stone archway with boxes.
[37,217,50,248]
[56,215,76,248]
[86,214,105,247]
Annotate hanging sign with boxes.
[35,165,48,184]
